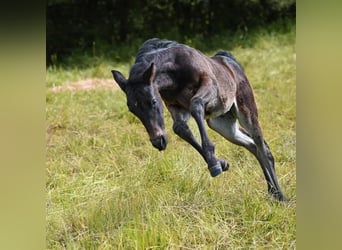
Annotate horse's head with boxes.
[112,63,167,151]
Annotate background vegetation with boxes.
[47,1,295,249]
[47,0,295,65]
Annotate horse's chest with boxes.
[160,85,197,108]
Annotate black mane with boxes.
[129,38,180,81]
[134,38,179,64]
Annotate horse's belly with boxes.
[205,96,235,118]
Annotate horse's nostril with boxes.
[151,135,167,151]
[160,135,167,150]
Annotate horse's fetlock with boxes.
[208,162,222,177]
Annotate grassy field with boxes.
[46,22,296,249]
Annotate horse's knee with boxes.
[173,121,186,136]
[190,97,204,116]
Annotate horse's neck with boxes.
[154,69,175,91]
[152,57,178,91]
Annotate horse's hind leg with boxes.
[207,111,257,155]
[233,81,287,201]
[209,105,286,201]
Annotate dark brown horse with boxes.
[112,38,287,201]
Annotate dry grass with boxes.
[50,78,119,93]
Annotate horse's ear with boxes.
[143,63,156,84]
[111,70,127,92]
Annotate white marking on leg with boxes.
[208,116,255,148]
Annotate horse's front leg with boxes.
[190,87,223,177]
[167,105,229,173]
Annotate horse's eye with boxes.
[151,98,157,107]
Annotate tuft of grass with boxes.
[47,21,295,249]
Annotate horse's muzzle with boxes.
[150,135,167,151]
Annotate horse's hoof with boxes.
[220,159,229,172]
[209,162,222,177]
[276,194,289,203]
[269,190,289,203]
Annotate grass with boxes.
[46,21,296,249]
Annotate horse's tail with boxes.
[214,50,244,71]
[214,50,236,60]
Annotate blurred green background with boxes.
[47,0,295,66]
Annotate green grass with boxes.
[46,22,295,249]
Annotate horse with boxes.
[111,38,287,201]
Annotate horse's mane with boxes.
[134,38,179,64]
